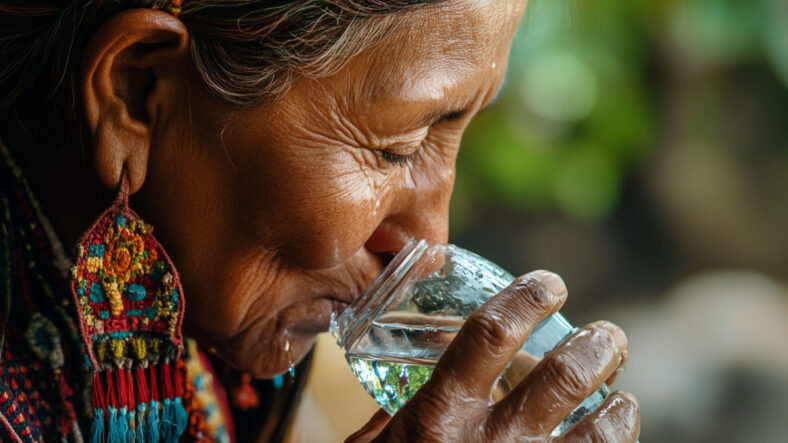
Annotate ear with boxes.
[81,9,189,194]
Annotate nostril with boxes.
[373,251,397,270]
[364,217,416,255]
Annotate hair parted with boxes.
[0,0,445,129]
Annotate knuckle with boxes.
[541,352,595,404]
[563,324,619,365]
[571,394,640,443]
[615,394,641,438]
[559,394,641,443]
[509,276,556,316]
[587,324,618,356]
[463,309,513,354]
[594,408,640,443]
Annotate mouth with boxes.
[281,251,397,336]
[283,296,351,335]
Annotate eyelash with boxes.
[376,110,469,167]
[380,150,416,167]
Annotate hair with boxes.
[0,0,446,139]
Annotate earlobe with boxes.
[93,117,149,195]
[81,9,189,194]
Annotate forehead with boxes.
[343,0,527,114]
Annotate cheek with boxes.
[282,177,379,268]
[273,167,384,268]
[239,138,388,269]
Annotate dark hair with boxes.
[0,0,445,137]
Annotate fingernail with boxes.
[532,270,567,300]
[599,321,627,353]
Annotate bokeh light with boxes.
[449,0,788,441]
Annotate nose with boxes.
[364,213,448,254]
[364,168,453,254]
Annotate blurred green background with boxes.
[448,0,788,441]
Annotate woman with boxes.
[0,0,640,441]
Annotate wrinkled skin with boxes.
[10,0,640,440]
[347,272,638,442]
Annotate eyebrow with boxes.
[421,79,507,127]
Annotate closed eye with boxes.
[379,106,469,167]
[434,109,467,125]
[425,108,469,127]
[380,150,416,166]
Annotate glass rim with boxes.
[331,238,431,347]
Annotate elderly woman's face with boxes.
[136,0,527,376]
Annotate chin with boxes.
[187,316,322,379]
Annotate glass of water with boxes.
[330,239,610,436]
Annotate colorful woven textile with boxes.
[71,185,185,369]
[0,136,307,442]
[0,140,231,442]
[69,174,190,442]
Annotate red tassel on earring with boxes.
[150,365,159,403]
[135,367,149,406]
[69,172,189,442]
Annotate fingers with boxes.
[558,391,640,443]
[345,409,392,443]
[487,321,627,436]
[428,270,567,400]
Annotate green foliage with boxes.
[454,0,658,225]
[452,0,787,228]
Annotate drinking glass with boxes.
[330,239,610,436]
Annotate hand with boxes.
[347,271,639,442]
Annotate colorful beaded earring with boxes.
[69,173,189,443]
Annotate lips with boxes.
[277,280,362,332]
[279,297,350,335]
[279,251,390,334]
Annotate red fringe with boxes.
[92,362,183,422]
[125,369,135,409]
[135,367,149,405]
[149,365,159,402]
[161,362,173,400]
[116,368,127,408]
[106,369,117,409]
[92,372,106,410]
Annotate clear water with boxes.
[344,316,609,436]
[347,354,436,415]
[344,315,452,415]
[333,242,614,436]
